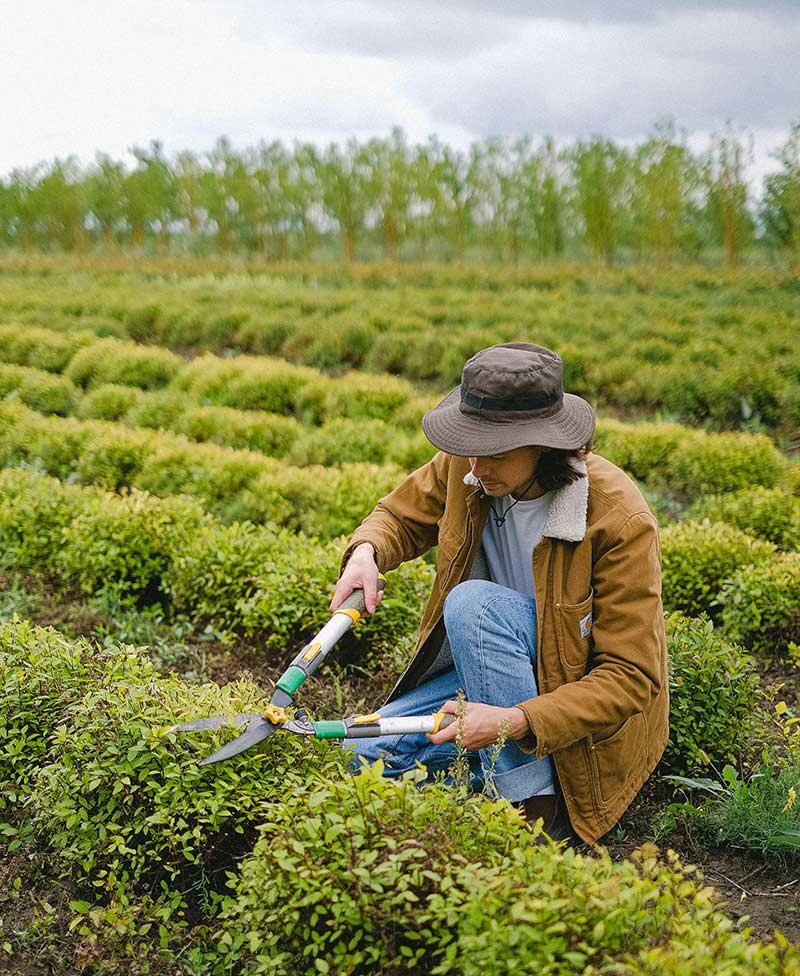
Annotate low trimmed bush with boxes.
[177,405,302,456]
[65,337,182,390]
[0,363,79,415]
[660,519,775,617]
[0,323,95,372]
[718,552,800,655]
[664,611,759,773]
[77,382,144,420]
[689,487,800,550]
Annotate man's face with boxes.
[468,445,544,498]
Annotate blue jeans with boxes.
[346,580,555,803]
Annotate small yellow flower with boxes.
[782,787,797,813]
[775,701,788,716]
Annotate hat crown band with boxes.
[460,386,562,415]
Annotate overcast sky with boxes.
[1,0,798,187]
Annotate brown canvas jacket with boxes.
[341,450,669,844]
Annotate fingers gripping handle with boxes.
[273,577,387,703]
[338,575,386,617]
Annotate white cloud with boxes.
[0,0,796,190]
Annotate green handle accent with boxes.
[276,666,306,696]
[312,720,348,739]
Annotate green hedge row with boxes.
[0,401,407,539]
[689,486,800,549]
[660,518,800,655]
[2,259,798,436]
[0,466,433,664]
[0,354,789,497]
[594,419,786,496]
[0,326,431,428]
[2,618,797,974]
[0,466,765,778]
[220,771,799,976]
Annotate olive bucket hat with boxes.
[421,342,596,456]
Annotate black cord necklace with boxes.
[488,471,539,528]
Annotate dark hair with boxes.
[535,440,593,493]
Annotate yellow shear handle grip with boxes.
[431,712,457,734]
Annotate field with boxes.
[1,254,799,974]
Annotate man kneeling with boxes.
[330,343,668,844]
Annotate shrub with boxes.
[0,468,84,575]
[660,519,775,617]
[593,420,684,482]
[167,519,302,639]
[0,619,95,820]
[57,489,210,605]
[78,382,143,421]
[779,461,800,497]
[21,630,349,898]
[324,370,414,422]
[288,417,393,466]
[65,338,182,390]
[0,323,95,372]
[0,363,79,415]
[718,553,800,655]
[177,405,302,456]
[125,389,191,429]
[241,462,405,539]
[668,431,785,495]
[74,425,151,490]
[281,315,374,370]
[689,487,800,550]
[664,612,759,773]
[174,353,317,414]
[0,402,89,480]
[219,767,793,976]
[217,766,530,975]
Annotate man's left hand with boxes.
[426,700,529,750]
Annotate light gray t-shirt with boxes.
[481,492,554,597]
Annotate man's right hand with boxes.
[329,543,383,614]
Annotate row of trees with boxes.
[1,122,799,265]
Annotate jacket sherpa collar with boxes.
[462,458,588,543]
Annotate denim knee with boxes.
[443,579,498,629]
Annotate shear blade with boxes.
[198,717,280,765]
[171,713,263,732]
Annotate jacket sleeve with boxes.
[516,510,666,758]
[339,452,451,576]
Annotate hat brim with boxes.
[421,387,596,456]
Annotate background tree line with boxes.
[1,120,799,266]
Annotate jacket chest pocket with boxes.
[555,587,594,674]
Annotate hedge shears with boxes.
[171,577,455,765]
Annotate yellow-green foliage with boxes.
[659,519,776,616]
[595,419,786,495]
[173,352,319,413]
[665,612,759,772]
[77,382,144,420]
[0,618,349,898]
[0,322,96,371]
[689,486,800,550]
[2,260,798,436]
[65,337,182,390]
[0,402,403,539]
[718,552,800,655]
[219,766,800,976]
[177,404,302,456]
[0,362,79,415]
[0,467,431,662]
